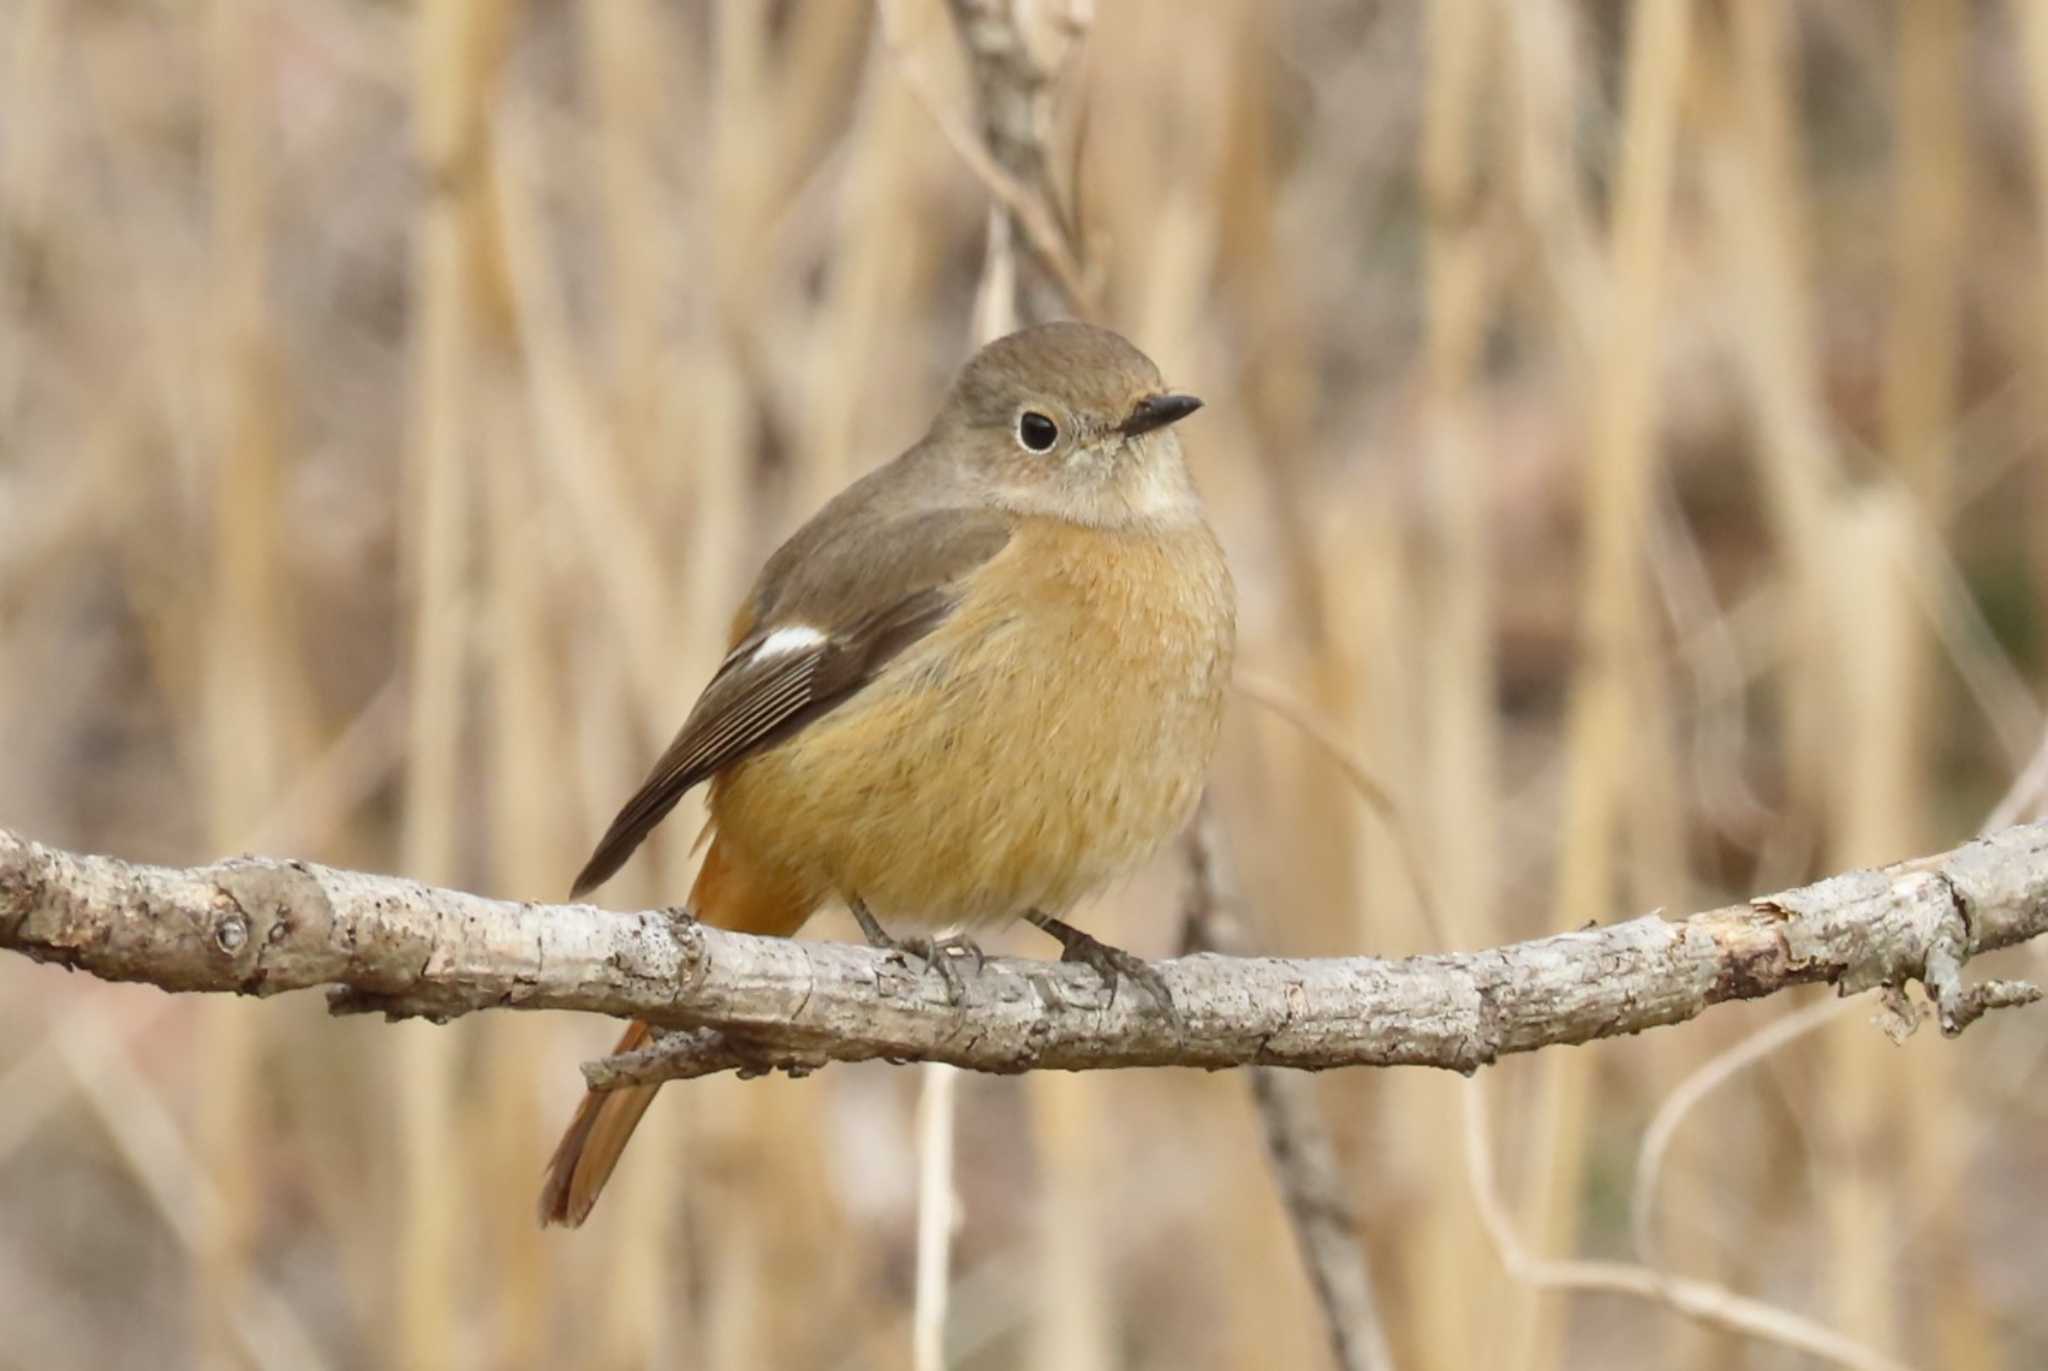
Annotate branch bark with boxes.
[2,822,2042,1085]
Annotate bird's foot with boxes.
[849,901,984,1004]
[899,933,988,1003]
[1023,911,1177,1017]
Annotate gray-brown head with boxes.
[930,322,1207,530]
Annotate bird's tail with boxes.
[537,1020,659,1227]
[537,830,815,1227]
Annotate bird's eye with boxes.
[1016,411,1059,453]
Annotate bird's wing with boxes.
[569,506,1012,897]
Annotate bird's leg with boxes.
[1023,910,1177,1015]
[848,898,983,1004]
[847,897,897,950]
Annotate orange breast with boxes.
[707,516,1235,928]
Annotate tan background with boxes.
[3,2,2047,1369]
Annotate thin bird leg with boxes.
[1022,910,1177,1015]
[848,896,897,948]
[847,898,984,1004]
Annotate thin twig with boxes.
[1629,995,1852,1268]
[878,0,1094,316]
[1184,804,1396,1371]
[1218,675,1917,1370]
[1233,671,1446,947]
[1463,1077,1915,1371]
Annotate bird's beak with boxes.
[1119,392,1203,437]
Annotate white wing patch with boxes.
[753,625,827,660]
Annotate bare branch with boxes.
[3,822,2045,1086]
[1183,806,1396,1371]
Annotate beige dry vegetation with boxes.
[3,2,2047,1369]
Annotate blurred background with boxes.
[5,1,2048,1368]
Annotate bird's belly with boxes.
[709,521,1234,928]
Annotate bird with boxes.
[539,320,1236,1227]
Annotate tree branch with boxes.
[2,822,2043,1085]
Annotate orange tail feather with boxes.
[537,1021,658,1226]
[537,833,814,1227]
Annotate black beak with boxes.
[1119,392,1203,437]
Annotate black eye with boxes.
[1017,411,1059,452]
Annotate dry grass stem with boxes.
[1463,1078,1915,1371]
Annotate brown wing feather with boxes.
[569,585,977,898]
[569,500,1011,898]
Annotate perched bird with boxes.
[540,321,1236,1227]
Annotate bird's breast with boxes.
[710,516,1236,927]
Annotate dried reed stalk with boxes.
[400,2,509,1365]
[1522,9,1692,1371]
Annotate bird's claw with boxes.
[848,901,984,1004]
[895,934,985,1004]
[1026,912,1177,1019]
